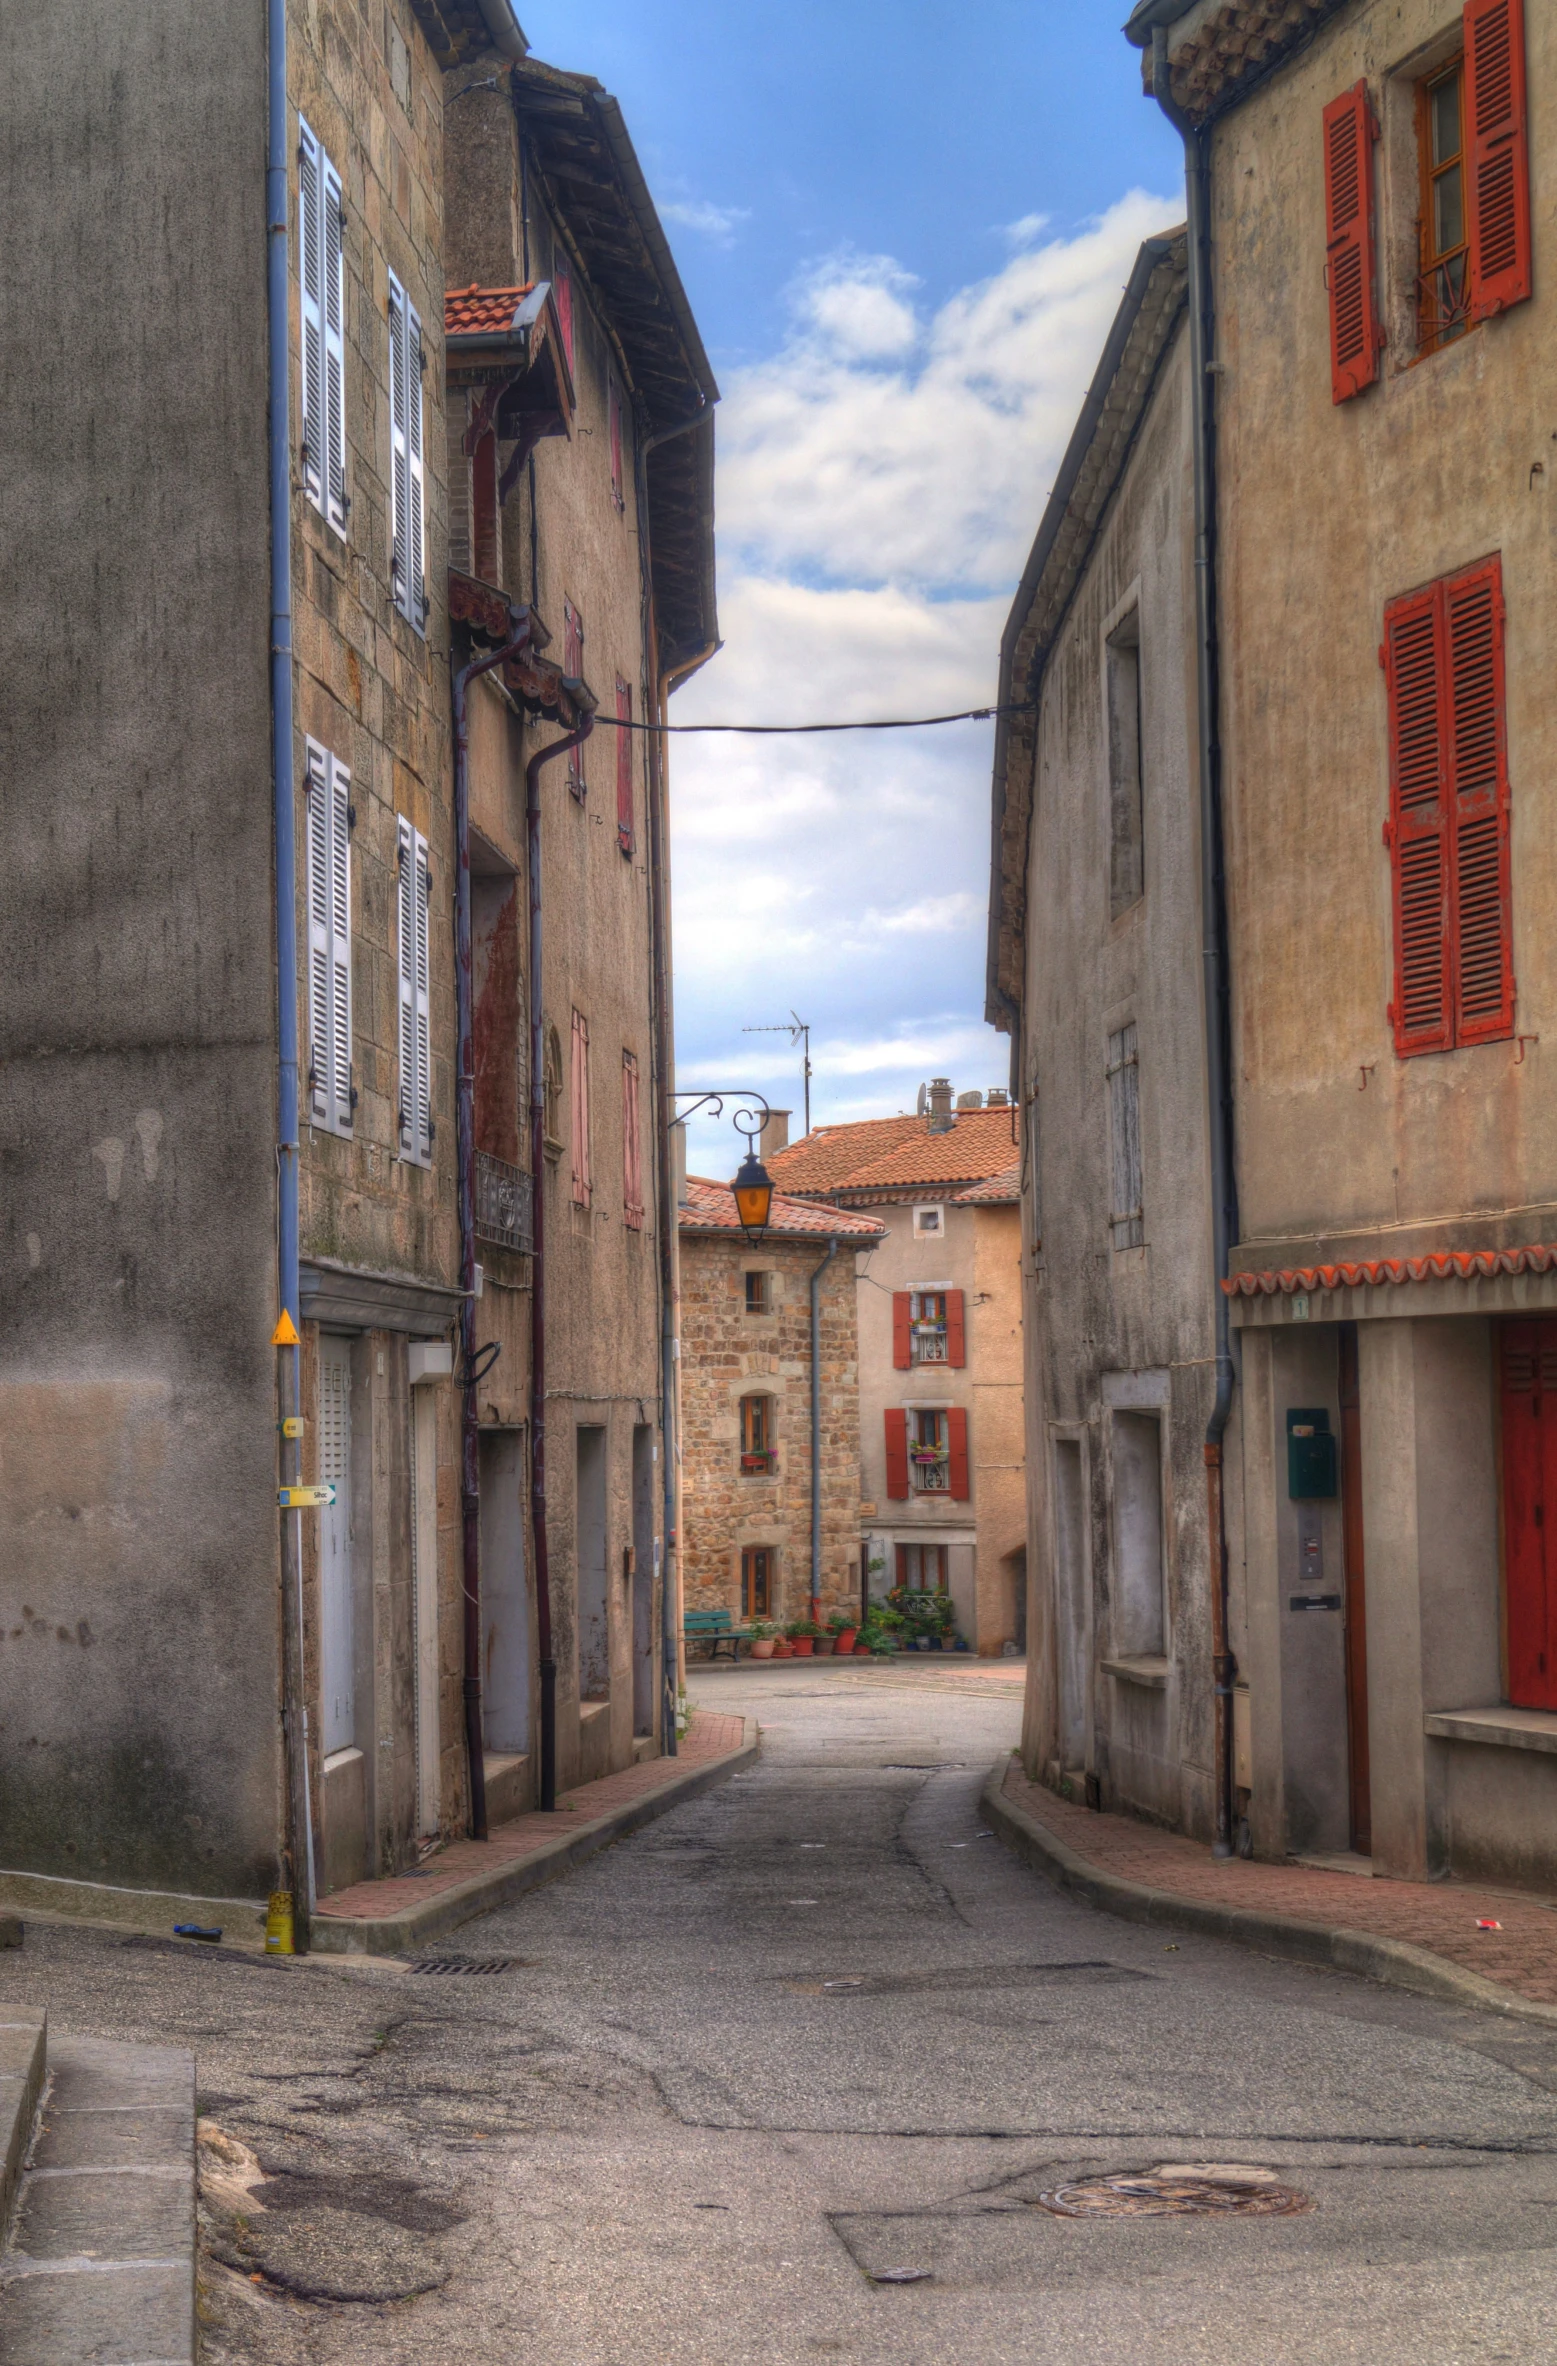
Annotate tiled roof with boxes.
[445,283,535,338]
[1225,1244,1557,1297]
[768,1107,1021,1200]
[678,1178,885,1241]
[953,1161,1021,1205]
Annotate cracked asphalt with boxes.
[5,1663,1557,2362]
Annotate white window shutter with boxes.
[322,156,347,534]
[298,120,324,511]
[329,757,353,1132]
[305,742,331,1123]
[397,819,416,1153]
[389,276,409,615]
[414,832,431,1156]
[407,298,426,630]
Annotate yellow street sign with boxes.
[278,1483,336,1510]
[272,1310,301,1347]
[279,1416,306,1438]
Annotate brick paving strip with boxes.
[984,1755,1557,2026]
[311,1713,755,1957]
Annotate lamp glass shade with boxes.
[731,1152,773,1241]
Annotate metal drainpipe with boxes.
[809,1238,840,1624]
[526,710,595,1812]
[268,0,316,1937]
[452,621,536,1841]
[1152,28,1240,1858]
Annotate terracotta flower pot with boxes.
[833,1628,857,1654]
[792,1636,814,1656]
[773,1639,794,1658]
[750,1638,776,1659]
[853,1642,872,1655]
[813,1636,834,1656]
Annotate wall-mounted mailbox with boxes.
[1286,1407,1337,1499]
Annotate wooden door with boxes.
[1500,1320,1557,1710]
[1338,1326,1372,1853]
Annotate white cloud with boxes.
[659,196,750,245]
[1002,211,1052,248]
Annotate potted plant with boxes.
[748,1620,778,1660]
[787,1617,819,1657]
[773,1632,794,1658]
[827,1612,858,1654]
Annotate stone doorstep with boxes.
[309,1715,760,1957]
[0,1871,267,1949]
[0,2011,47,2246]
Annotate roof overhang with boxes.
[1226,1243,1557,1327]
[985,229,1188,1035]
[411,0,528,68]
[1123,0,1354,126]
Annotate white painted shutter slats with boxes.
[298,121,324,510]
[306,739,354,1136]
[389,276,409,613]
[322,156,347,533]
[396,818,432,1162]
[407,298,426,628]
[329,759,353,1131]
[414,833,431,1154]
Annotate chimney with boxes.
[927,1077,954,1134]
[987,1087,1008,1107]
[956,1090,983,1110]
[760,1109,790,1158]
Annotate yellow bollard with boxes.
[265,1891,295,1955]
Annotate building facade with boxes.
[770,1096,1027,1654]
[678,1182,883,1632]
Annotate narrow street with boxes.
[7,1667,1557,2365]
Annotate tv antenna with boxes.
[742,1011,812,1136]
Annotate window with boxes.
[298,118,348,533]
[1499,1319,1557,1710]
[895,1542,947,1591]
[1383,555,1512,1055]
[892,1289,966,1368]
[543,1024,564,1156]
[912,1205,943,1239]
[884,1407,969,1500]
[740,1395,774,1474]
[1106,1024,1143,1249]
[911,1409,949,1492]
[614,677,635,854]
[1112,1410,1165,1658]
[622,1048,643,1230]
[741,1545,772,1620]
[608,375,625,511]
[570,1010,591,1206]
[305,740,353,1135]
[564,602,586,798]
[744,1271,772,1315]
[388,272,426,630]
[1106,610,1144,914]
[1322,81,1382,400]
[1418,61,1470,352]
[396,818,432,1163]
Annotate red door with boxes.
[1500,1319,1557,1710]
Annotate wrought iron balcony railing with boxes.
[475,1151,533,1254]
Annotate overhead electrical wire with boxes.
[582,701,1035,736]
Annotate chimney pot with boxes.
[760,1109,790,1158]
[927,1077,954,1134]
[956,1090,983,1110]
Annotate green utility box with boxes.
[1286,1408,1338,1499]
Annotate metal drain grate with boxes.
[405,1955,519,1977]
[1034,2165,1310,2219]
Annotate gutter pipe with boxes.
[1151,27,1240,1859]
[526,708,595,1811]
[268,0,316,1937]
[452,621,536,1841]
[809,1238,840,1624]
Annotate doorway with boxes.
[632,1425,655,1736]
[480,1430,530,1756]
[1337,1325,1372,1853]
[1499,1318,1557,1710]
[319,1338,355,1756]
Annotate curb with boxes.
[311,1719,761,1955]
[0,2009,47,2245]
[981,1760,1557,2032]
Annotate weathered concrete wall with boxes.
[0,0,278,1898]
[680,1234,863,1627]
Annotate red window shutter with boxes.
[891,1292,912,1370]
[946,1407,970,1501]
[1445,558,1513,1043]
[884,1408,909,1499]
[944,1289,966,1368]
[1499,1321,1557,1710]
[1384,583,1452,1055]
[615,676,635,855]
[1322,83,1381,404]
[1465,0,1531,320]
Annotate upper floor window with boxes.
[543,1023,564,1158]
[892,1289,967,1368]
[740,1395,775,1473]
[388,272,426,631]
[298,118,348,535]
[396,818,432,1164]
[912,1204,943,1239]
[1418,60,1470,352]
[1106,1023,1143,1250]
[1106,610,1144,916]
[305,740,354,1136]
[615,676,635,854]
[884,1405,970,1500]
[744,1271,772,1314]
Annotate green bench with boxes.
[682,1608,750,1663]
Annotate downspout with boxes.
[268,0,316,1938]
[452,619,536,1841]
[1152,27,1240,1858]
[809,1238,840,1625]
[526,709,595,1811]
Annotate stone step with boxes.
[0,2031,196,2366]
[0,2006,46,2245]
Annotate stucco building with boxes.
[678,1181,884,1632]
[770,1095,1027,1654]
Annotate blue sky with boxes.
[519,3,1184,1176]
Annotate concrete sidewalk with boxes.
[985,1753,1557,2026]
[311,1712,756,1955]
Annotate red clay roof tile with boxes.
[445,283,536,338]
[678,1178,885,1240]
[768,1107,1020,1198]
[953,1161,1021,1204]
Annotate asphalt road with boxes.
[6,1663,1557,2363]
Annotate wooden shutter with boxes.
[1499,1320,1557,1710]
[397,820,416,1153]
[944,1290,966,1368]
[884,1408,909,1499]
[406,295,425,626]
[322,155,347,533]
[946,1407,970,1501]
[389,276,409,615]
[1384,585,1452,1055]
[1322,82,1381,404]
[891,1292,912,1370]
[298,121,325,509]
[1446,558,1513,1042]
[622,1048,643,1229]
[570,1009,591,1206]
[306,742,331,1122]
[615,677,634,853]
[1465,0,1531,320]
[328,755,353,1131]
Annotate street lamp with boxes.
[731,1145,773,1242]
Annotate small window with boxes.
[741,1545,772,1619]
[1107,611,1144,916]
[564,601,586,798]
[740,1395,774,1473]
[911,1408,950,1493]
[912,1205,943,1239]
[911,1291,948,1364]
[1106,1023,1143,1250]
[1418,59,1470,353]
[570,1010,591,1206]
[744,1271,772,1314]
[895,1542,947,1590]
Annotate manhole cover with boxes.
[405,1956,520,1976]
[1034,2165,1309,2218]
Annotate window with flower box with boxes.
[740,1394,776,1474]
[892,1288,966,1368]
[895,1542,947,1591]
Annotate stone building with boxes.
[0,3,713,1934]
[770,1097,1027,1654]
[678,1182,883,1632]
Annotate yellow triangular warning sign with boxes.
[271,1310,301,1347]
